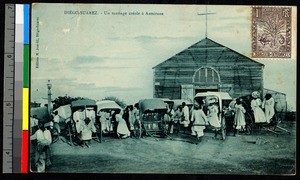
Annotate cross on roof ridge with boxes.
[197,5,216,38]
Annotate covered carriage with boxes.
[193,92,233,140]
[136,99,169,138]
[96,100,122,136]
[68,99,101,144]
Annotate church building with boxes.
[153,38,265,102]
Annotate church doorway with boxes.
[193,66,220,94]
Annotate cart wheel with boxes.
[220,116,226,140]
[134,120,142,138]
[161,121,168,137]
[272,114,279,131]
[51,128,59,144]
[245,112,254,135]
[95,123,102,143]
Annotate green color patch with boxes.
[23,45,29,88]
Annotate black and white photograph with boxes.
[29,4,297,174]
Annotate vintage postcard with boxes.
[30,4,297,174]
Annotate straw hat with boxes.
[252,91,260,98]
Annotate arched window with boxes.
[193,66,220,84]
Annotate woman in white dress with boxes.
[251,91,266,123]
[233,99,246,135]
[262,93,275,123]
[207,103,221,128]
[206,99,221,138]
[191,103,207,141]
[115,109,130,138]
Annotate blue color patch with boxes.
[23,4,30,44]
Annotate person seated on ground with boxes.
[262,93,275,124]
[115,109,131,139]
[251,91,266,123]
[30,121,52,172]
[233,99,246,136]
[70,119,84,146]
[191,102,207,142]
[79,117,97,148]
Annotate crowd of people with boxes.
[228,91,275,135]
[30,91,275,172]
[170,100,221,141]
[97,103,140,139]
[166,91,276,141]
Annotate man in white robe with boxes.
[262,93,275,123]
[181,102,190,128]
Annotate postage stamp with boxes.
[252,6,292,58]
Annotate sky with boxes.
[31,4,297,110]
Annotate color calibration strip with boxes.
[15,4,30,173]
[3,4,30,173]
[21,4,30,173]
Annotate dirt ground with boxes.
[41,121,296,175]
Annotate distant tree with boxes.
[102,96,127,108]
[30,102,41,108]
[53,96,86,110]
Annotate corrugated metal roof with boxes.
[153,38,264,69]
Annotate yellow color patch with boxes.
[22,88,29,130]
